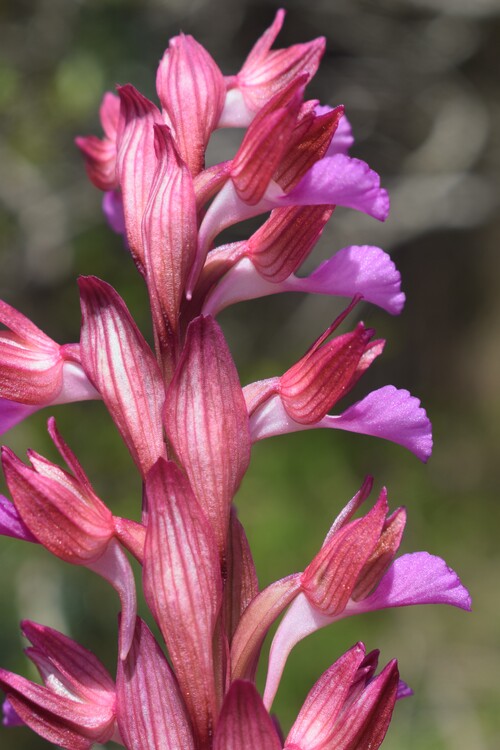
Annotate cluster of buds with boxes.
[0,10,470,750]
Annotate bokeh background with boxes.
[1,0,499,748]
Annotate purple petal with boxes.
[279,153,390,221]
[294,245,405,315]
[326,112,354,155]
[397,680,414,700]
[321,386,433,462]
[0,495,38,542]
[249,386,432,462]
[349,552,472,614]
[2,698,24,727]
[102,189,126,236]
[0,399,38,436]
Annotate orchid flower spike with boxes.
[1,10,472,750]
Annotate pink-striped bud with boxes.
[0,621,116,750]
[75,92,120,191]
[233,9,325,113]
[285,643,399,750]
[157,34,225,176]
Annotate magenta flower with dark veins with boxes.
[0,9,470,750]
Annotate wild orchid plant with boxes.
[0,10,470,750]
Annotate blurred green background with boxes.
[1,0,499,748]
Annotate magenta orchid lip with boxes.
[0,9,470,750]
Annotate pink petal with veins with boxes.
[142,125,197,373]
[143,459,222,747]
[157,34,225,175]
[115,84,163,272]
[164,316,250,553]
[285,643,366,748]
[117,617,194,750]
[79,276,166,477]
[295,245,405,315]
[214,681,282,750]
[236,9,325,113]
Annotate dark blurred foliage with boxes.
[0,1,499,748]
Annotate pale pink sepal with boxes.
[0,494,37,542]
[231,574,301,682]
[21,620,115,707]
[78,276,166,477]
[263,592,342,709]
[218,88,255,128]
[214,680,282,750]
[88,539,137,661]
[156,34,225,176]
[143,459,222,748]
[188,180,276,297]
[142,125,197,370]
[347,552,472,615]
[164,316,251,553]
[235,9,325,113]
[115,84,163,273]
[248,386,432,462]
[321,385,433,462]
[116,617,195,750]
[279,153,390,221]
[285,643,366,748]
